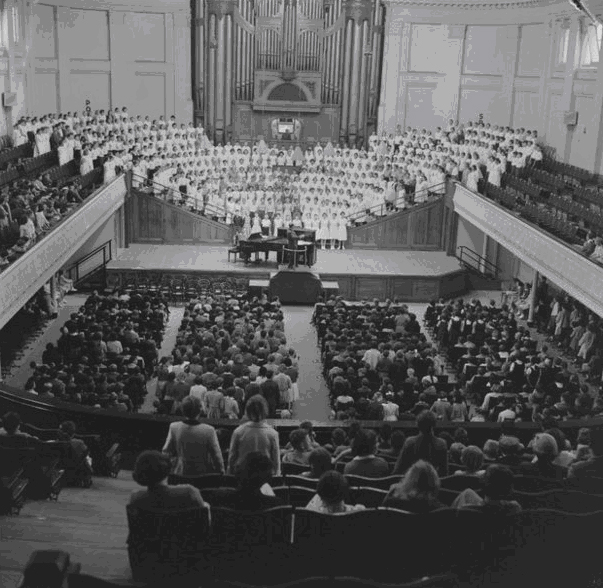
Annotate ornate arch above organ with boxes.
[193,0,385,148]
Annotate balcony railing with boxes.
[453,182,603,318]
[0,175,127,330]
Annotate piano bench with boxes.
[228,247,241,262]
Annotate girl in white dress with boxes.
[336,210,348,250]
[466,165,481,193]
[328,211,339,250]
[250,214,262,236]
[79,149,94,176]
[316,212,329,249]
[57,139,70,166]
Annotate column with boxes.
[206,0,237,145]
[559,14,581,163]
[528,270,540,323]
[174,12,194,123]
[4,0,17,135]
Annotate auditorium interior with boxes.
[2,0,603,586]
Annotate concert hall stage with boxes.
[106,244,468,301]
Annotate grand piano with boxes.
[238,228,317,266]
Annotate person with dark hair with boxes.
[162,396,224,476]
[58,420,90,464]
[210,452,285,510]
[343,429,390,478]
[129,450,205,510]
[306,471,365,513]
[452,464,521,514]
[259,370,280,418]
[393,410,448,476]
[302,447,333,479]
[0,412,38,440]
[282,429,312,466]
[227,395,280,476]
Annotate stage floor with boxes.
[107,244,463,277]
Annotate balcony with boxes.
[0,175,127,330]
[453,182,603,318]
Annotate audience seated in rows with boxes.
[26,289,167,411]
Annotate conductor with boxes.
[286,223,298,269]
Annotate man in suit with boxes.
[286,223,298,269]
[393,410,448,477]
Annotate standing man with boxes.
[286,223,298,269]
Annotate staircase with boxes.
[456,245,502,291]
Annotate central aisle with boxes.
[281,306,331,422]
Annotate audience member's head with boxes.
[394,460,440,502]
[132,450,171,488]
[1,412,22,435]
[352,429,377,457]
[483,465,515,500]
[181,396,202,420]
[417,410,437,435]
[308,447,333,478]
[245,395,268,422]
[461,446,484,474]
[316,471,350,508]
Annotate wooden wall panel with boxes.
[129,191,231,244]
[412,279,439,300]
[348,198,445,250]
[392,278,413,299]
[356,277,387,300]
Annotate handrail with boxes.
[345,181,447,223]
[456,245,499,279]
[65,239,112,284]
[131,172,227,220]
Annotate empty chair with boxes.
[126,505,210,581]
[344,475,402,490]
[208,506,294,583]
[168,473,238,490]
[440,474,484,493]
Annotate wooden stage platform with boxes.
[106,244,468,301]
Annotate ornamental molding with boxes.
[382,0,562,8]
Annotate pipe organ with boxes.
[194,0,384,148]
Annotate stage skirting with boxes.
[105,244,468,302]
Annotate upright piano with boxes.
[238,228,317,266]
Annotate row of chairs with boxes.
[22,423,122,478]
[120,275,249,303]
[126,504,603,585]
[168,471,601,499]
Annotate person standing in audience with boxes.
[393,410,448,477]
[129,450,206,510]
[162,396,224,476]
[227,395,280,476]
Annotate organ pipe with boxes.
[347,20,362,137]
[339,18,353,139]
[207,14,216,141]
[225,14,233,132]
[215,15,225,141]
[356,18,369,136]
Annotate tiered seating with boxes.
[0,437,64,502]
[22,423,121,479]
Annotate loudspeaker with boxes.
[2,92,17,107]
[564,111,578,126]
[22,551,71,588]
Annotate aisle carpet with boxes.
[281,306,331,422]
